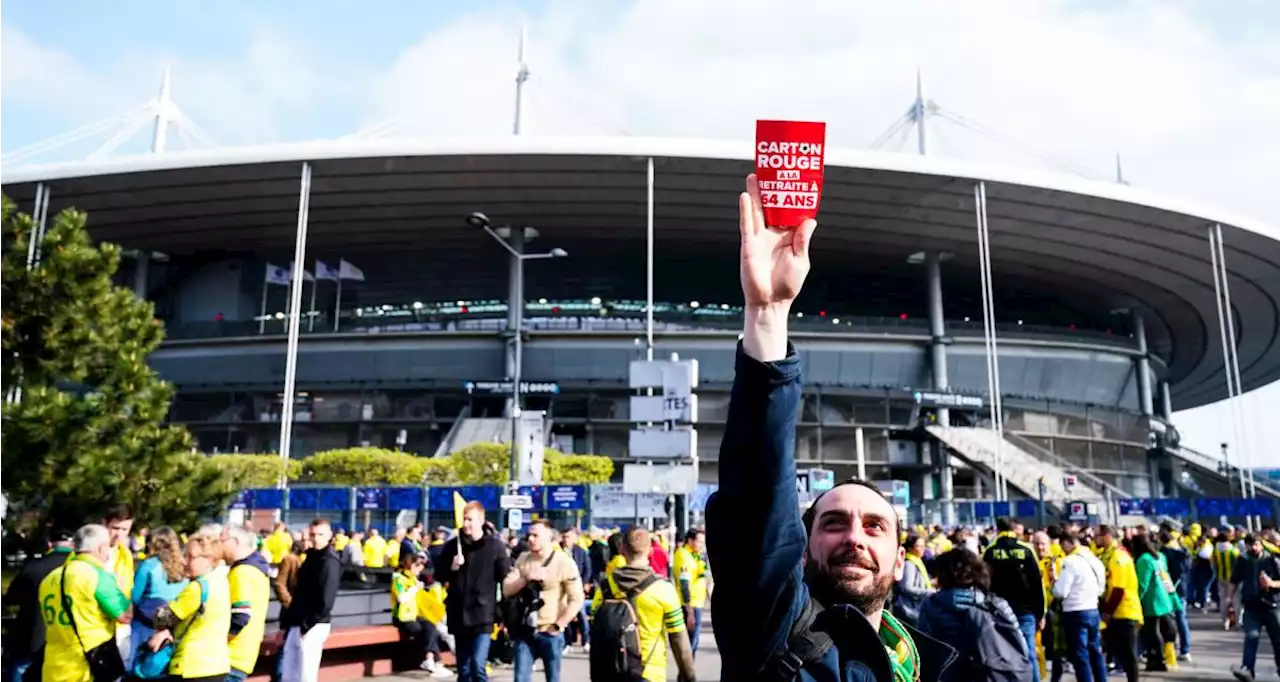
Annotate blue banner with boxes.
[316,488,350,510]
[1197,498,1238,516]
[993,501,1010,517]
[546,485,586,511]
[1239,498,1274,518]
[356,488,385,510]
[519,486,545,510]
[228,490,251,510]
[1117,499,1153,516]
[387,487,421,511]
[974,501,992,517]
[249,488,283,509]
[1152,498,1190,517]
[1015,500,1040,518]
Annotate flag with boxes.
[453,492,467,530]
[339,259,365,281]
[265,263,291,286]
[291,262,315,282]
[315,260,340,281]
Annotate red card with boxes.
[754,120,827,228]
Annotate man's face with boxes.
[463,509,485,540]
[1251,540,1265,557]
[105,518,133,547]
[1032,532,1051,558]
[527,523,551,554]
[310,523,333,549]
[690,533,706,555]
[562,529,578,548]
[1060,538,1077,555]
[805,484,903,614]
[1098,533,1114,549]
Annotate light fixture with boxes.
[539,298,547,304]
[720,303,729,310]
[1017,320,1023,325]
[690,301,700,308]
[465,212,491,230]
[551,247,568,258]
[833,318,840,324]
[590,296,602,305]
[275,312,284,320]
[796,312,803,318]
[412,301,424,310]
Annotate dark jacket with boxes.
[436,530,513,632]
[588,540,610,585]
[982,535,1045,617]
[566,543,593,586]
[286,546,341,633]
[917,588,1027,682]
[706,343,958,682]
[229,552,272,635]
[3,547,73,656]
[1232,552,1280,613]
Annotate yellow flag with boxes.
[453,492,467,529]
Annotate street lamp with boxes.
[466,212,568,489]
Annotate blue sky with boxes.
[3,0,1279,464]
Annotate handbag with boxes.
[61,559,126,682]
[132,577,209,679]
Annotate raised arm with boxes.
[706,174,817,677]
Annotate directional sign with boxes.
[1063,475,1078,490]
[507,509,524,529]
[464,380,560,396]
[911,390,984,410]
[500,494,535,510]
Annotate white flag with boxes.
[265,263,291,286]
[291,262,315,282]
[315,261,340,281]
[338,259,365,281]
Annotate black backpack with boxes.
[963,592,1031,682]
[589,572,661,682]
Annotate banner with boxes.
[546,485,586,511]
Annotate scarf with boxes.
[879,610,920,682]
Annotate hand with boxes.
[1261,573,1275,590]
[1039,618,1046,632]
[452,552,465,571]
[527,566,550,583]
[148,630,173,651]
[683,606,695,628]
[738,174,817,361]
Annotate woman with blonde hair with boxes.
[131,527,190,672]
[145,530,233,679]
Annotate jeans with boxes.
[227,668,250,682]
[1173,604,1191,656]
[566,601,591,646]
[1061,609,1107,682]
[513,631,564,682]
[689,607,704,655]
[1017,612,1041,682]
[1241,607,1280,675]
[456,627,494,682]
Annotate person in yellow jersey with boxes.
[1032,530,1065,682]
[143,531,231,680]
[264,523,292,566]
[386,527,406,569]
[391,552,450,677]
[39,524,134,682]
[673,529,712,656]
[1215,528,1243,628]
[225,527,272,681]
[1097,525,1143,682]
[333,529,350,554]
[102,504,137,666]
[590,527,696,682]
[363,528,388,569]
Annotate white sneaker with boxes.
[583,642,591,653]
[430,667,454,679]
[421,658,436,672]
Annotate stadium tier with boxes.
[6,137,1279,519]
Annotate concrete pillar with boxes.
[133,251,151,299]
[506,227,525,402]
[1159,381,1173,421]
[1132,310,1154,417]
[926,251,956,526]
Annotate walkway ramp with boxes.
[927,426,1107,512]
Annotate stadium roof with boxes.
[4,136,1278,410]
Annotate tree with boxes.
[543,450,614,484]
[295,447,430,486]
[209,454,300,489]
[1,197,231,537]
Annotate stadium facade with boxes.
[6,137,1279,521]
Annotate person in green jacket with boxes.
[1131,533,1178,671]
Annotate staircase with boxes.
[927,426,1108,513]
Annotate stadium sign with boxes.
[911,390,984,410]
[463,380,559,395]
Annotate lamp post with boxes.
[467,212,568,487]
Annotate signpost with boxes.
[628,356,699,533]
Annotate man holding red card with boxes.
[704,167,959,681]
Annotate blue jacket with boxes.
[707,344,958,681]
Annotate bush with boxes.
[209,454,300,489]
[296,447,428,486]
[544,450,614,484]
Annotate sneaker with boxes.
[430,667,455,679]
[583,643,591,653]
[1232,664,1255,681]
[1179,653,1193,662]
[421,659,437,672]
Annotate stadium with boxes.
[5,130,1280,524]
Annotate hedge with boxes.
[212,445,613,488]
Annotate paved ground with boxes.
[370,610,1268,681]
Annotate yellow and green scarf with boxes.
[879,610,921,682]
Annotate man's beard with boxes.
[804,547,895,616]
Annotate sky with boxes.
[2,0,1279,466]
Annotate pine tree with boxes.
[2,195,231,539]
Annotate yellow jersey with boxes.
[39,553,130,682]
[391,570,420,622]
[265,531,293,565]
[386,538,402,568]
[1040,554,1063,606]
[1213,542,1240,582]
[605,554,626,576]
[416,583,447,625]
[228,560,272,674]
[672,546,710,608]
[109,543,134,597]
[592,574,686,682]
[334,534,350,552]
[363,535,388,568]
[169,574,232,678]
[1103,547,1144,623]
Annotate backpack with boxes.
[132,577,208,680]
[589,572,661,682]
[963,592,1031,682]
